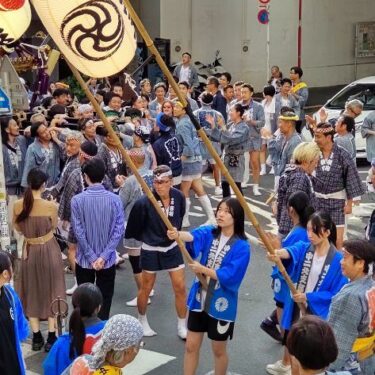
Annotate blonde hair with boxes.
[292,142,320,165]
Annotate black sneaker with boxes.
[32,336,45,351]
[260,317,282,342]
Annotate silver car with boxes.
[307,76,375,159]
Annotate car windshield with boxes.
[326,83,375,110]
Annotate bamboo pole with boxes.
[65,60,208,290]
[123,0,305,310]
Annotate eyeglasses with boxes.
[153,179,171,185]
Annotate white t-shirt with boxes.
[281,96,289,107]
[179,65,190,83]
[305,253,327,293]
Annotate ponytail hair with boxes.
[16,168,48,223]
[309,211,337,247]
[287,191,315,228]
[69,283,103,359]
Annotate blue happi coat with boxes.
[186,225,250,322]
[3,285,29,375]
[281,241,348,330]
[271,226,310,305]
[43,320,106,375]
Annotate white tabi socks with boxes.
[177,317,187,340]
[138,314,157,337]
[182,198,191,227]
[199,195,217,226]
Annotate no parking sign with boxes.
[257,0,270,24]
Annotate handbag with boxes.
[54,227,68,252]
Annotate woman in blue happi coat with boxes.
[43,283,106,375]
[0,251,29,375]
[167,197,250,375]
[266,211,348,375]
[261,191,314,343]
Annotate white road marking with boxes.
[123,348,175,374]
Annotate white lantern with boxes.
[0,1,31,46]
[31,0,137,78]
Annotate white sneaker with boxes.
[61,252,67,260]
[126,297,151,307]
[177,324,187,340]
[253,185,262,196]
[266,360,291,375]
[122,253,129,260]
[260,165,267,175]
[66,282,78,296]
[214,186,222,196]
[149,289,155,297]
[269,167,275,175]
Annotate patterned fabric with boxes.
[58,169,83,221]
[210,121,250,182]
[268,130,302,176]
[277,165,315,235]
[313,143,365,225]
[329,275,375,374]
[88,314,143,369]
[51,155,80,199]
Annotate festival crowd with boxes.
[1,52,375,375]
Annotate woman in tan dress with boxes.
[13,168,66,352]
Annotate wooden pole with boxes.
[122,0,305,309]
[65,60,208,289]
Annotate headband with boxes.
[127,148,145,157]
[153,170,172,180]
[314,126,334,134]
[79,150,95,160]
[279,114,299,121]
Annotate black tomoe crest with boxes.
[60,0,125,62]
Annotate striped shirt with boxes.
[71,184,124,269]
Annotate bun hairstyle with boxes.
[69,283,103,359]
[287,191,315,228]
[309,211,337,247]
[16,168,48,223]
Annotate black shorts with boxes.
[187,310,234,341]
[141,246,184,272]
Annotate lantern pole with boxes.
[122,0,306,312]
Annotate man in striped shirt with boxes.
[71,158,124,320]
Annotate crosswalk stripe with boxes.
[123,348,175,374]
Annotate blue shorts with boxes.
[248,137,262,152]
[181,161,202,180]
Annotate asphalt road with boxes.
[24,165,374,375]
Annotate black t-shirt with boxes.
[0,287,21,375]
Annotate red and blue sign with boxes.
[257,0,270,25]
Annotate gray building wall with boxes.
[156,0,375,90]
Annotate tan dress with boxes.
[13,198,66,320]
